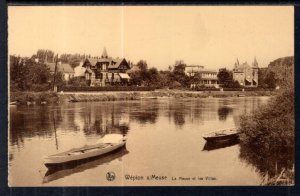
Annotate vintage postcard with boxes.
[8,5,294,186]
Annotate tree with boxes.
[173,61,186,76]
[145,67,161,87]
[217,68,232,84]
[10,55,52,91]
[264,71,276,89]
[136,60,148,71]
[129,71,142,86]
[189,72,202,85]
[171,60,188,87]
[60,53,82,68]
[36,49,54,63]
[217,68,240,88]
[10,55,29,90]
[258,68,268,88]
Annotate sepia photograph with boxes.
[8,5,294,187]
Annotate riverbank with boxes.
[10,90,276,104]
[10,91,60,105]
[61,90,275,102]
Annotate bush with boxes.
[240,88,294,149]
[30,84,51,92]
[239,88,294,179]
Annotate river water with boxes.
[9,96,270,186]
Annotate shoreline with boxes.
[10,90,275,105]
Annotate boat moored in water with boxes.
[202,127,240,142]
[43,134,127,167]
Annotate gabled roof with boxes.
[83,58,99,67]
[108,58,129,69]
[82,57,130,70]
[233,62,251,72]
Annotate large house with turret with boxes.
[82,48,131,86]
[232,58,259,87]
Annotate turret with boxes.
[101,47,108,58]
[252,57,258,68]
[234,58,240,69]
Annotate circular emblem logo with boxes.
[106,172,116,181]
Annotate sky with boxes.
[8,6,294,70]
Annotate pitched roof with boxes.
[233,62,251,72]
[108,58,124,69]
[82,57,130,70]
[86,58,99,67]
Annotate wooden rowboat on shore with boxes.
[43,134,126,168]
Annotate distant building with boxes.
[82,48,131,86]
[74,61,86,77]
[46,62,75,81]
[232,58,259,87]
[185,65,219,88]
[185,65,204,76]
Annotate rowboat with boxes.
[202,137,239,151]
[43,148,129,183]
[43,134,127,167]
[202,127,240,142]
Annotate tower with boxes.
[101,47,108,58]
[252,57,258,68]
[234,58,240,69]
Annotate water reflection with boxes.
[43,147,129,184]
[129,101,159,124]
[239,142,294,181]
[9,97,271,186]
[10,105,130,151]
[218,106,233,121]
[202,138,239,151]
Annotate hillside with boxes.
[267,56,294,85]
[258,56,294,88]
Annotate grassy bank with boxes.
[10,89,275,104]
[61,90,275,102]
[10,91,61,105]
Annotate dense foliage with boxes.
[239,57,294,182]
[129,60,204,89]
[240,88,294,150]
[217,68,241,88]
[10,55,51,91]
[258,56,294,89]
[10,55,65,91]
